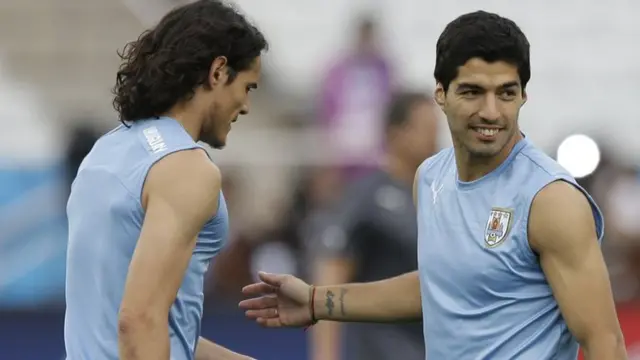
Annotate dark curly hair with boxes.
[434,11,530,91]
[112,0,268,123]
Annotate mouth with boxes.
[471,127,502,141]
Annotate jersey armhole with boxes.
[137,145,208,206]
[519,178,605,261]
[415,158,431,211]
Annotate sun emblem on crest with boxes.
[484,207,514,247]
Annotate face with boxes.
[435,58,526,159]
[200,56,262,149]
[393,101,439,165]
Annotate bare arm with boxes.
[311,258,354,360]
[313,169,423,323]
[195,338,254,360]
[241,170,423,327]
[313,271,422,322]
[118,149,223,360]
[529,181,626,360]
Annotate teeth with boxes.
[475,128,498,136]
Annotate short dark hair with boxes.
[434,11,530,91]
[112,0,268,123]
[385,91,432,130]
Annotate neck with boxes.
[163,102,202,142]
[382,153,418,186]
[455,131,523,182]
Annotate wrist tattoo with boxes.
[339,288,348,316]
[325,290,335,316]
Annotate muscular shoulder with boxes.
[528,180,598,253]
[142,149,222,213]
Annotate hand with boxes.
[239,271,314,328]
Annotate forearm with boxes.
[196,337,251,360]
[310,257,352,360]
[118,316,169,360]
[313,271,421,322]
[311,322,342,360]
[581,333,627,360]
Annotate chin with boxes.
[200,136,224,150]
[202,130,227,149]
[210,140,226,150]
[465,141,504,158]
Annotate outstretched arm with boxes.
[312,169,423,323]
[241,170,423,326]
[312,271,422,322]
[529,181,626,360]
[240,270,422,327]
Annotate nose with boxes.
[239,103,249,116]
[478,95,500,122]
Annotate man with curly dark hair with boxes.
[64,1,267,359]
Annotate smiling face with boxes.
[435,57,527,159]
[199,56,262,149]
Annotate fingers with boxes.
[242,272,292,294]
[238,294,278,310]
[245,308,278,319]
[258,271,287,287]
[242,282,276,296]
[256,317,282,328]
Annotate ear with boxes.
[434,83,446,110]
[209,56,229,87]
[521,89,528,106]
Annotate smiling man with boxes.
[239,10,626,360]
[63,1,267,359]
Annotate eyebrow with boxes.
[456,81,520,91]
[498,81,520,90]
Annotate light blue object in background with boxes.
[0,163,68,309]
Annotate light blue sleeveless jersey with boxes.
[416,137,603,360]
[64,117,228,360]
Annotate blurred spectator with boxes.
[64,123,101,194]
[307,91,439,360]
[205,170,257,307]
[318,16,394,183]
[603,166,640,303]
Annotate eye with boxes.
[460,90,480,98]
[499,90,517,101]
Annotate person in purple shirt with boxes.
[319,17,393,181]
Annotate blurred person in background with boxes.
[318,16,393,183]
[63,1,266,359]
[204,171,255,307]
[206,167,343,307]
[309,91,438,360]
[602,165,640,302]
[64,123,101,195]
[240,11,626,360]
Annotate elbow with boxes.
[118,308,163,337]
[580,330,626,358]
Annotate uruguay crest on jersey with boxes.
[484,208,513,247]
